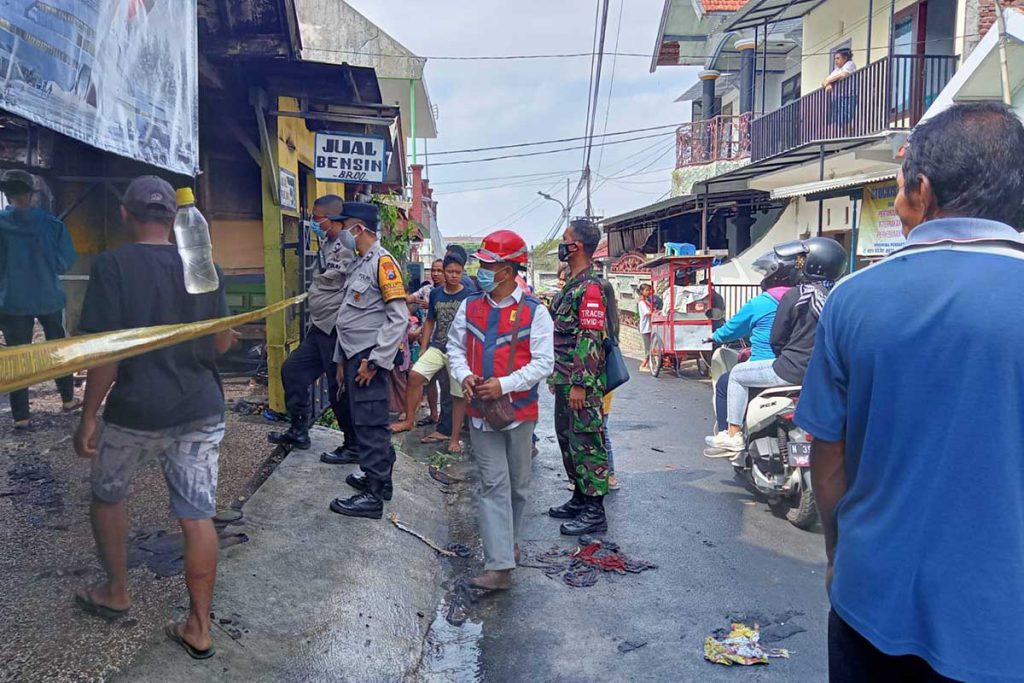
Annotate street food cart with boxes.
[640,255,719,378]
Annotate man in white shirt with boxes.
[448,230,554,591]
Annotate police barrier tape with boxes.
[0,294,307,395]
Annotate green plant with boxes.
[372,195,416,263]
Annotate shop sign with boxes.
[857,181,906,257]
[314,133,387,184]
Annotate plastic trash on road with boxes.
[704,623,790,666]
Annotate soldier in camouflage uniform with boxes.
[547,218,610,535]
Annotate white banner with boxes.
[0,0,199,176]
[314,132,387,184]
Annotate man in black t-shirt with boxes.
[72,176,235,660]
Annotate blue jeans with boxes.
[715,372,729,433]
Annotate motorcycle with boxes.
[708,346,818,530]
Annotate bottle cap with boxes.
[175,187,195,206]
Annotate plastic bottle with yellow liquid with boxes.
[173,187,219,294]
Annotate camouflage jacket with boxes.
[548,266,607,390]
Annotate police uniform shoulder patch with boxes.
[378,255,405,302]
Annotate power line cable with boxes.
[428,130,676,167]
[583,0,611,216]
[427,122,682,156]
[594,0,625,177]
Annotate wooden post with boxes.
[258,99,288,413]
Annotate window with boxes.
[781,74,801,105]
[830,39,853,66]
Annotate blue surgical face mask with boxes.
[338,226,358,251]
[308,220,327,240]
[476,267,498,292]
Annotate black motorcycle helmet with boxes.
[775,237,848,282]
[752,249,800,290]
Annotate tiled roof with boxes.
[701,0,749,12]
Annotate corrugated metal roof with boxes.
[770,171,898,199]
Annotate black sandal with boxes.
[165,623,215,660]
[415,416,437,427]
[74,589,130,620]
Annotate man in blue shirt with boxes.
[795,102,1024,682]
[0,169,78,428]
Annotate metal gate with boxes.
[298,217,334,420]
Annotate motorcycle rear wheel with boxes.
[786,469,818,530]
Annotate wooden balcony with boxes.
[750,54,958,162]
[676,114,751,168]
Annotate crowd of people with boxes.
[6,102,1021,679]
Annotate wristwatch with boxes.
[365,359,378,372]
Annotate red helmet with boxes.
[475,229,528,264]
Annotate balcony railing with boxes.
[676,114,751,168]
[750,54,958,162]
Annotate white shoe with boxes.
[704,431,744,452]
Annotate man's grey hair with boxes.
[569,218,602,257]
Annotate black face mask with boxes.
[557,242,577,262]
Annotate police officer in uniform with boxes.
[547,218,610,536]
[269,194,355,456]
[329,203,408,519]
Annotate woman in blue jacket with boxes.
[708,249,799,434]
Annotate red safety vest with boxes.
[464,294,540,422]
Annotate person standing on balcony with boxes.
[823,48,857,91]
[824,48,858,131]
[796,102,1024,683]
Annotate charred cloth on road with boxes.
[520,538,656,588]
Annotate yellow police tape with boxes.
[0,294,306,394]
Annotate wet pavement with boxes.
[419,359,830,682]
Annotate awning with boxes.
[698,135,888,189]
[723,0,826,32]
[770,170,898,199]
[918,8,1024,126]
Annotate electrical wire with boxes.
[594,0,625,177]
[428,130,676,167]
[427,122,682,156]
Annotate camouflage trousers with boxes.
[554,385,608,497]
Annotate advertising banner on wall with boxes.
[314,132,387,184]
[0,0,198,176]
[857,181,906,257]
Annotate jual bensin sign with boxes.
[314,133,388,184]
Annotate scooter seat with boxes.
[760,385,802,396]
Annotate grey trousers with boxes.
[469,420,536,571]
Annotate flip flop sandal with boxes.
[416,416,438,427]
[420,434,447,444]
[74,589,130,620]
[165,623,215,660]
[62,398,83,412]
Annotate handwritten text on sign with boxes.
[314,133,387,184]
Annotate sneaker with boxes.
[704,431,744,452]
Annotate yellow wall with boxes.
[275,97,346,208]
[800,0,962,95]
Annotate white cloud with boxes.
[346,0,702,244]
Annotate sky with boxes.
[346,0,702,246]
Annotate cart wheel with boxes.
[650,339,663,378]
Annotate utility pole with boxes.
[994,0,1012,105]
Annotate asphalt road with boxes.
[467,360,830,682]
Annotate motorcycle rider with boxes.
[706,237,847,452]
[707,248,800,436]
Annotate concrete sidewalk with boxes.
[116,427,447,683]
